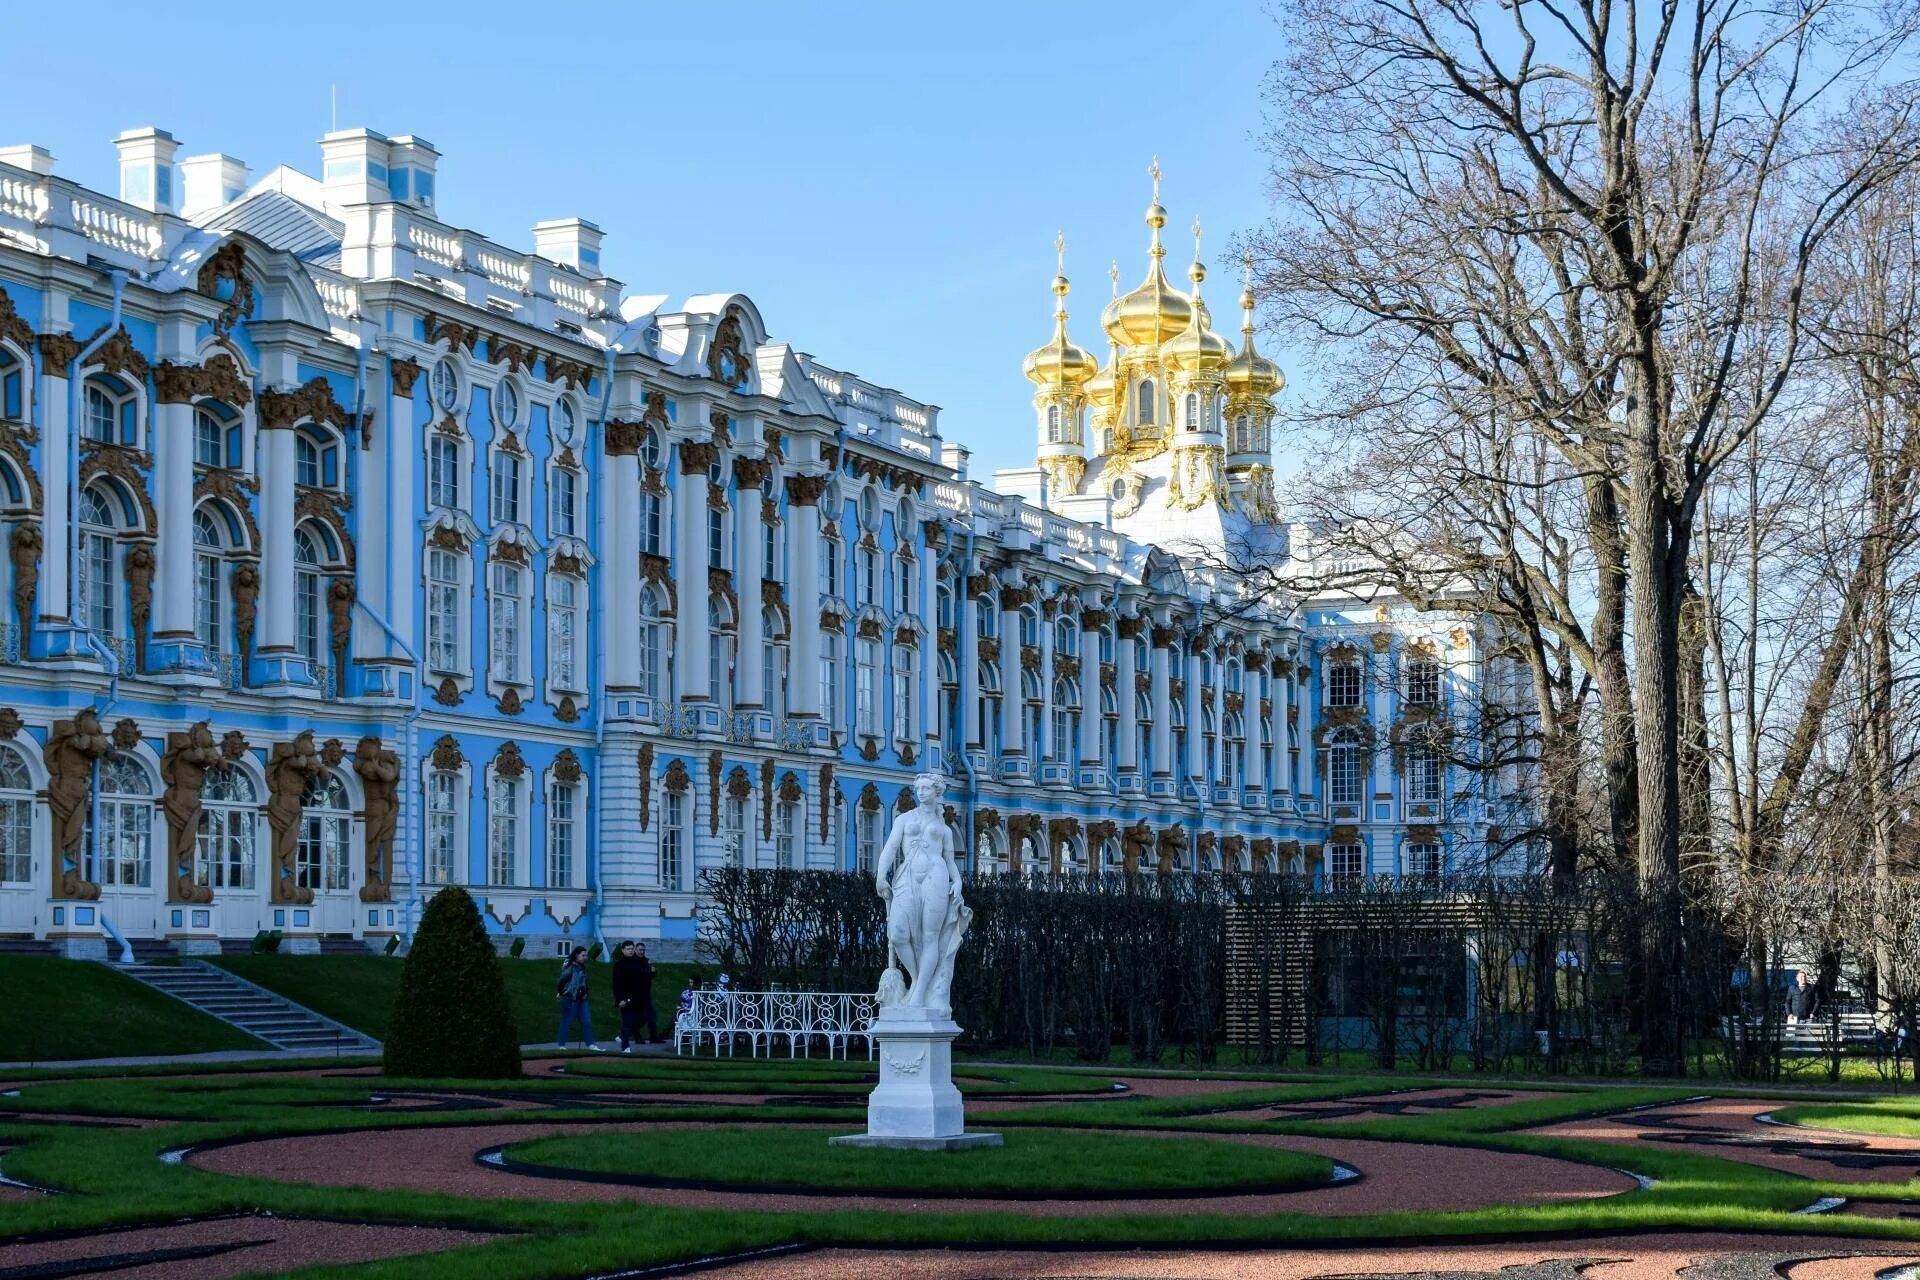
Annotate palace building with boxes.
[0,129,1524,958]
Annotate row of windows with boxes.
[425,552,583,694]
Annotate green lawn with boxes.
[211,953,706,1045]
[0,957,264,1062]
[1769,1099,1920,1138]
[503,1125,1334,1195]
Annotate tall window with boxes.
[193,508,226,651]
[1260,716,1275,791]
[0,743,30,884]
[488,561,523,684]
[1051,679,1077,762]
[77,484,119,637]
[1136,691,1151,771]
[1022,668,1043,757]
[638,586,663,699]
[1406,841,1442,880]
[93,752,153,888]
[1330,843,1365,884]
[707,600,731,704]
[296,773,351,892]
[550,467,578,537]
[1046,403,1060,442]
[293,526,324,668]
[896,556,916,614]
[762,611,786,716]
[491,450,522,525]
[1407,655,1442,706]
[1404,741,1442,805]
[660,789,686,888]
[855,638,880,736]
[856,806,881,871]
[549,575,580,691]
[195,764,257,890]
[725,793,751,867]
[548,780,578,888]
[83,379,125,443]
[296,433,322,488]
[1233,414,1250,451]
[1185,392,1199,430]
[428,436,461,510]
[195,406,232,468]
[1224,712,1245,791]
[978,661,1000,755]
[427,548,462,673]
[1327,659,1362,708]
[425,770,458,884]
[1137,379,1155,426]
[776,798,799,868]
[707,504,726,568]
[487,773,520,886]
[1328,729,1365,806]
[821,538,841,597]
[641,489,663,555]
[891,646,915,740]
[821,631,843,724]
[859,549,878,606]
[0,348,22,424]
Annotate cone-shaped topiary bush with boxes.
[384,885,521,1079]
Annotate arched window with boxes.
[83,375,132,444]
[487,768,522,885]
[1054,615,1077,656]
[975,826,1005,876]
[1051,678,1078,762]
[0,742,30,884]
[196,763,257,891]
[1224,711,1245,792]
[936,580,955,630]
[1100,682,1118,765]
[638,586,664,699]
[975,596,996,639]
[195,405,238,469]
[0,346,23,423]
[1260,715,1275,790]
[94,752,153,888]
[1137,379,1155,426]
[293,526,326,669]
[1101,428,1114,454]
[543,772,581,881]
[425,768,458,884]
[1233,414,1250,451]
[296,432,323,489]
[1171,696,1187,774]
[77,483,123,637]
[1328,728,1365,806]
[1045,404,1061,442]
[297,772,352,892]
[1018,606,1039,648]
[1021,667,1043,757]
[762,607,787,716]
[707,503,726,569]
[1185,392,1199,430]
[708,597,734,706]
[939,650,960,749]
[192,507,229,652]
[1100,837,1122,875]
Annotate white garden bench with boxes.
[673,989,880,1060]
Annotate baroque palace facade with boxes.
[0,129,1519,958]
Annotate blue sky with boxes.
[0,0,1288,481]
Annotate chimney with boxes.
[387,134,439,211]
[533,218,605,275]
[115,127,179,213]
[319,127,392,206]
[179,153,250,218]
[0,145,55,176]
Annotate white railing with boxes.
[314,275,358,320]
[0,169,48,223]
[406,218,462,270]
[674,988,880,1059]
[548,273,595,317]
[475,248,530,292]
[68,193,162,257]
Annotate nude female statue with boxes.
[873,771,971,1018]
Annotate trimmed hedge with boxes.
[383,886,520,1079]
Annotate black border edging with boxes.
[473,1141,1352,1203]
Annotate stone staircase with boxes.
[113,960,378,1054]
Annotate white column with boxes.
[1077,615,1102,774]
[604,429,642,690]
[35,349,72,628]
[785,475,824,717]
[1183,646,1204,783]
[674,438,713,700]
[151,393,196,647]
[1115,617,1140,779]
[959,583,980,747]
[998,589,1024,767]
[734,454,766,710]
[1148,629,1172,782]
[258,421,296,659]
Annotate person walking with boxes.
[1788,970,1815,1028]
[612,941,658,1052]
[555,946,600,1051]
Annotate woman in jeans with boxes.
[554,946,600,1050]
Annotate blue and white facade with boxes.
[0,126,1526,958]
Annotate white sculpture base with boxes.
[828,1010,1002,1151]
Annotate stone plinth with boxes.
[828,1009,1002,1151]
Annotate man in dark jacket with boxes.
[612,941,657,1052]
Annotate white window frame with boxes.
[547,774,583,889]
[660,786,688,889]
[296,771,353,892]
[428,435,463,511]
[486,767,525,887]
[548,572,582,693]
[195,763,257,891]
[426,547,467,676]
[425,767,463,885]
[488,559,527,687]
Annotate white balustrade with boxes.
[0,168,49,223]
[673,988,880,1059]
[67,193,161,257]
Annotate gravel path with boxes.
[188,1119,1634,1217]
[698,1235,1920,1280]
[0,1213,494,1279]
[1528,1097,1920,1183]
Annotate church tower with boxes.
[1160,219,1233,511]
[1224,253,1285,519]
[1022,235,1099,502]
[1099,158,1192,465]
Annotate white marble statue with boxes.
[874,771,971,1019]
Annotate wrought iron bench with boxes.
[673,989,880,1059]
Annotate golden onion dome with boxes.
[1085,354,1118,409]
[1161,252,1233,375]
[1224,263,1284,398]
[1102,200,1194,349]
[1023,247,1100,391]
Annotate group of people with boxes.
[554,941,660,1053]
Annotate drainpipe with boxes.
[355,597,423,941]
[587,343,617,960]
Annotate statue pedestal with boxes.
[829,1009,1002,1151]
